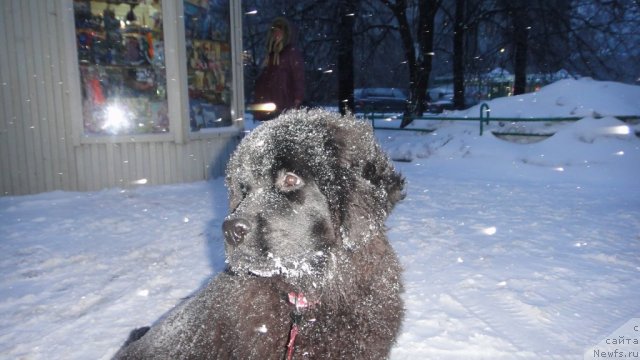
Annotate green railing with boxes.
[363,103,638,136]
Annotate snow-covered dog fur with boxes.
[113,109,405,359]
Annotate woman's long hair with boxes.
[264,18,290,66]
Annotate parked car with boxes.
[427,94,480,113]
[425,87,453,114]
[426,86,481,113]
[427,98,454,113]
[354,88,409,113]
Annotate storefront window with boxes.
[74,0,168,136]
[183,0,233,131]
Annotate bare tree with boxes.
[242,0,640,113]
[563,0,640,82]
[381,0,441,126]
[353,1,406,88]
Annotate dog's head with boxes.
[223,109,404,285]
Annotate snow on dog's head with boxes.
[223,109,405,288]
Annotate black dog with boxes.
[113,109,405,359]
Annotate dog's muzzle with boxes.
[223,218,251,245]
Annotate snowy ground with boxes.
[1,78,639,359]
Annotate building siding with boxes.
[0,0,242,196]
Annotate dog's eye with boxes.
[278,172,304,191]
[284,174,300,187]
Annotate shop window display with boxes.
[183,0,233,131]
[74,0,168,136]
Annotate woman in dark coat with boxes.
[253,17,305,121]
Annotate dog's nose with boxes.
[223,218,251,245]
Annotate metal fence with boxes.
[363,103,639,137]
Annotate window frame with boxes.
[62,0,244,146]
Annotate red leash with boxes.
[286,322,299,360]
[286,292,315,360]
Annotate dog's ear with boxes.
[324,114,405,248]
[329,117,405,211]
[361,150,406,212]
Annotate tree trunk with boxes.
[382,0,415,127]
[453,0,466,109]
[338,0,357,115]
[512,2,528,95]
[383,0,439,127]
[414,0,439,115]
